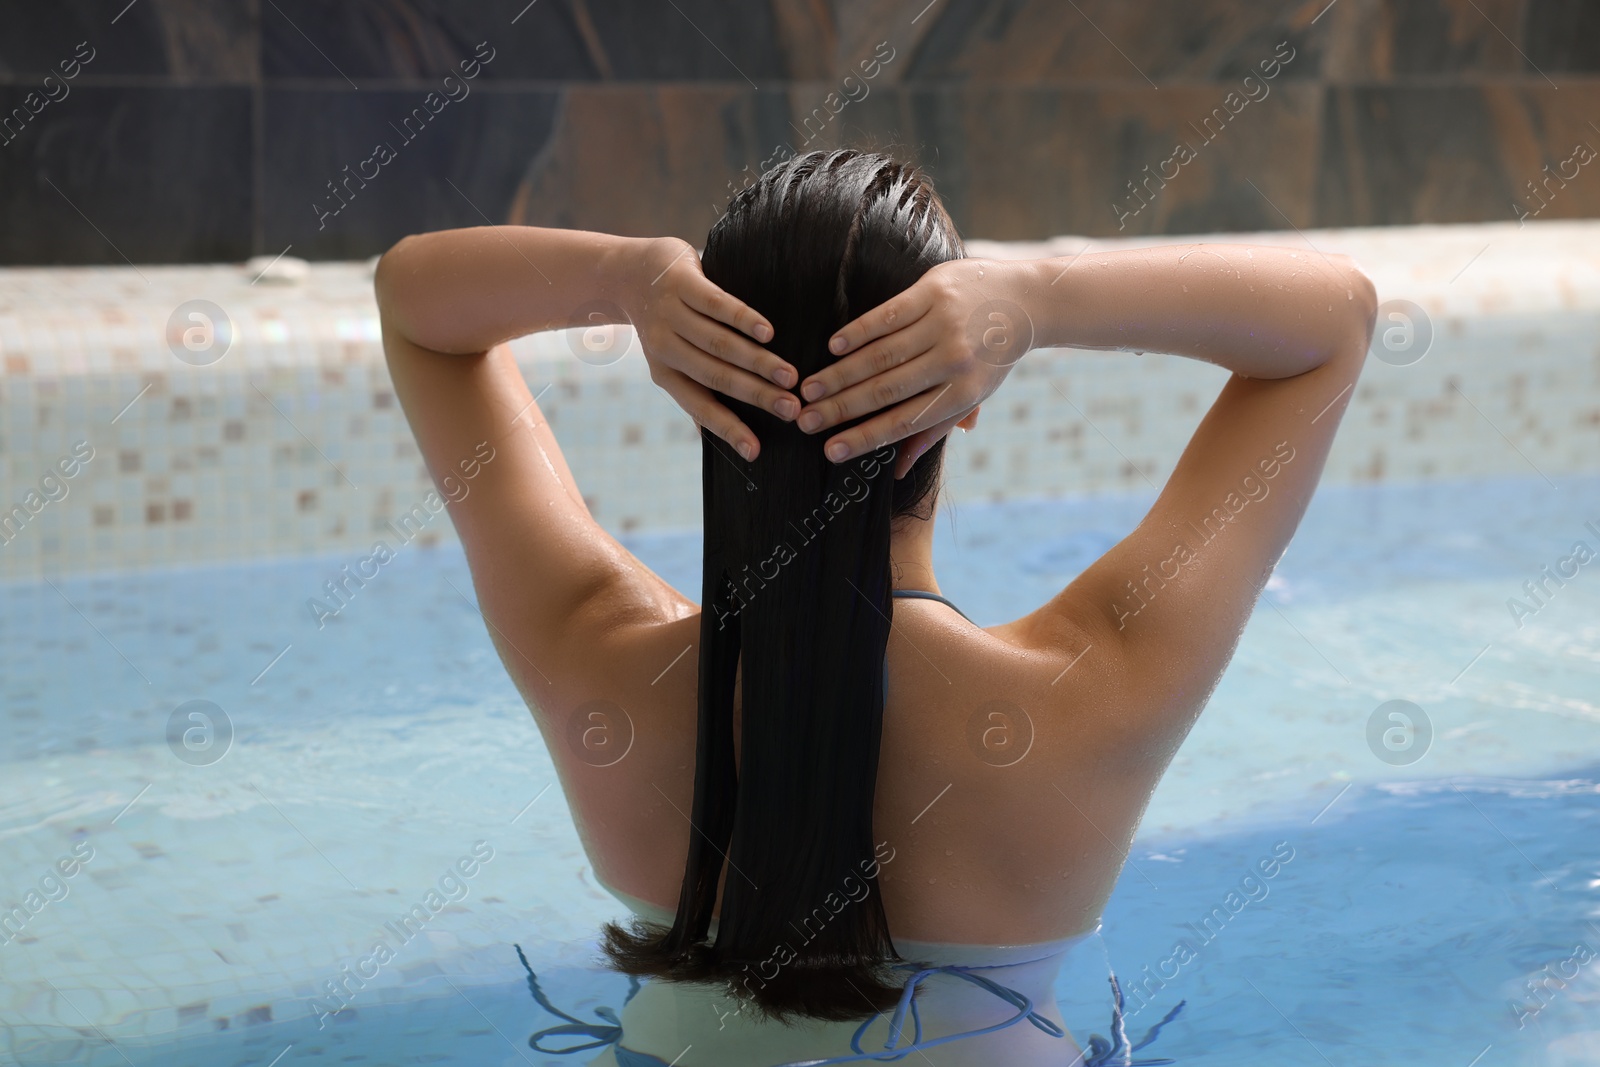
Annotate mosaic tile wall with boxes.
[1,219,1598,582]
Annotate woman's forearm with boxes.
[374,225,653,354]
[1017,244,1377,379]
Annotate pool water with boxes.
[2,473,1598,1066]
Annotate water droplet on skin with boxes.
[1347,290,1353,300]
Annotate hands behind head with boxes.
[627,237,795,462]
[630,241,1025,478]
[798,257,1026,478]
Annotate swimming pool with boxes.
[3,465,1597,1065]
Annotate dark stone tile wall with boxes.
[0,86,255,263]
[1,0,1597,264]
[260,86,563,258]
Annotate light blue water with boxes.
[2,474,1598,1065]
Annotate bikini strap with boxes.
[768,959,1186,1067]
[890,588,972,622]
[770,957,1065,1066]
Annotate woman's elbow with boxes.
[372,233,420,315]
[374,233,440,351]
[1334,254,1379,348]
[1296,254,1377,373]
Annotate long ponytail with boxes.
[600,149,964,1022]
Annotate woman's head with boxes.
[600,149,965,1022]
[702,149,967,522]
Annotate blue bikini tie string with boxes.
[761,962,1186,1067]
[769,955,1066,1066]
[515,943,642,1055]
[1077,973,1185,1067]
[516,944,1185,1066]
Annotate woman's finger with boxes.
[795,334,943,436]
[818,383,967,464]
[823,286,933,358]
[796,318,940,410]
[656,365,762,460]
[665,334,799,423]
[675,312,796,393]
[680,272,778,349]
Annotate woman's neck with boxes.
[888,514,939,594]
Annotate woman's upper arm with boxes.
[1023,268,1377,760]
[380,320,678,673]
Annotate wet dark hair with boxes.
[599,149,965,1022]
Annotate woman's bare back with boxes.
[506,576,1168,947]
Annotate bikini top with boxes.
[883,588,969,695]
[518,589,1187,1065]
[889,587,971,618]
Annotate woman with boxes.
[375,149,1377,1065]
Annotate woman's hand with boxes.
[794,257,1035,478]
[623,237,799,461]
